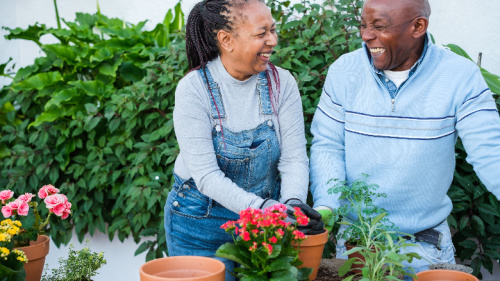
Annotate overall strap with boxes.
[198,67,226,119]
[257,71,273,115]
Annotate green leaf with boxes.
[268,256,292,271]
[338,258,356,277]
[69,80,108,98]
[215,243,252,268]
[471,215,485,236]
[12,71,63,91]
[458,239,477,249]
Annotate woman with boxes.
[164,0,322,279]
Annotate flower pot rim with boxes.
[140,256,225,281]
[16,235,50,250]
[294,229,329,247]
[415,269,479,281]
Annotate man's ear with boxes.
[217,29,233,53]
[412,17,428,39]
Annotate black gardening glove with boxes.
[285,200,326,235]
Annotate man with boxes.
[310,0,500,277]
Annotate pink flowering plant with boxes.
[215,203,312,281]
[0,185,71,247]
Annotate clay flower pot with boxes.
[140,256,225,281]
[295,229,329,280]
[345,243,363,275]
[15,234,50,281]
[414,269,479,281]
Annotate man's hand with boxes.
[316,208,334,233]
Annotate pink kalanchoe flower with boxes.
[0,190,14,204]
[18,193,35,203]
[242,231,251,241]
[269,236,278,244]
[1,205,13,217]
[38,184,59,199]
[44,194,68,209]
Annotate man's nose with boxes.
[361,28,375,42]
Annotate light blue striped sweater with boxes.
[310,39,500,234]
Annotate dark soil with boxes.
[315,258,347,281]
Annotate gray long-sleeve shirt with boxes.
[172,57,309,213]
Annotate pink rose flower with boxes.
[38,184,59,199]
[1,205,13,217]
[18,193,35,203]
[0,190,14,203]
[44,194,68,209]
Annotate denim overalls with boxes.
[164,67,280,281]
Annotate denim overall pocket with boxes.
[170,174,212,219]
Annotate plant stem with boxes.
[39,212,52,233]
[53,0,61,29]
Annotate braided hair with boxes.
[186,0,281,147]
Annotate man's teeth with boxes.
[260,53,271,58]
[370,48,385,54]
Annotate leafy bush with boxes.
[0,3,185,260]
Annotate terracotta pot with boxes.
[345,243,364,275]
[15,234,50,281]
[140,256,225,281]
[414,269,479,281]
[294,229,329,280]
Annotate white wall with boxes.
[1,1,500,280]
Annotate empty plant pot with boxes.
[140,256,225,281]
[414,269,479,281]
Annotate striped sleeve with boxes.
[310,66,347,210]
[456,68,500,200]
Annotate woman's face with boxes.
[221,1,277,81]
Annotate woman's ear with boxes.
[217,30,233,53]
[412,17,428,39]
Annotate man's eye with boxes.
[374,25,386,31]
[360,24,367,29]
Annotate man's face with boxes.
[360,0,421,71]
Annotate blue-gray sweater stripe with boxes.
[346,128,456,140]
[345,111,455,121]
[323,88,342,107]
[462,88,490,105]
[317,105,344,124]
[457,108,499,123]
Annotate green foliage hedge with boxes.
[0,0,499,277]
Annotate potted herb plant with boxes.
[327,175,396,274]
[215,203,314,280]
[41,240,107,281]
[337,212,421,281]
[1,185,72,281]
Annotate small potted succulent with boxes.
[41,240,106,281]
